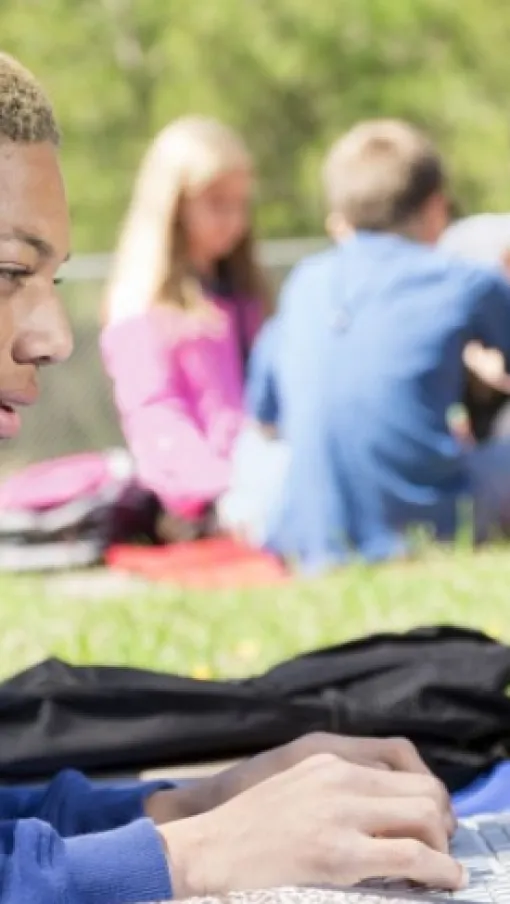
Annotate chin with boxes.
[212,246,236,260]
[214,237,245,259]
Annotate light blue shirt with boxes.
[247,232,510,573]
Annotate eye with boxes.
[0,269,64,289]
[0,267,31,286]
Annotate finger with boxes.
[335,760,444,804]
[494,375,510,394]
[340,755,391,772]
[331,736,431,776]
[310,735,430,774]
[353,795,449,854]
[371,738,431,775]
[375,742,456,837]
[299,734,429,775]
[359,759,391,772]
[334,761,456,837]
[354,836,466,890]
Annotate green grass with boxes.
[1,544,509,681]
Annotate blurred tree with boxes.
[2,0,510,249]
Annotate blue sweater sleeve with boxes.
[246,316,280,425]
[0,771,175,902]
[0,769,174,836]
[471,271,510,366]
[0,816,171,904]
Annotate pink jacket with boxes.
[100,297,262,518]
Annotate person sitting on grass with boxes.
[0,57,464,903]
[101,115,271,545]
[441,212,510,443]
[243,119,510,573]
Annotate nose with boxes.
[12,291,74,367]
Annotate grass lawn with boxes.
[0,543,509,682]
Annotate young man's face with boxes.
[0,140,72,439]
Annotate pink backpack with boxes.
[0,450,158,571]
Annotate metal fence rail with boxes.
[60,238,328,282]
[3,238,327,474]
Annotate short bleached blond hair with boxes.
[323,119,445,231]
[0,52,59,145]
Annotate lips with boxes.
[0,388,39,440]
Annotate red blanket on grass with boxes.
[106,537,290,589]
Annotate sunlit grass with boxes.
[0,543,506,680]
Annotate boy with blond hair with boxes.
[246,119,510,572]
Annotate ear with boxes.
[325,211,353,242]
[424,192,450,243]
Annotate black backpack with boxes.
[2,625,510,792]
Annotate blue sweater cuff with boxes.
[65,818,172,904]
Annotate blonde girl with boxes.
[101,117,271,535]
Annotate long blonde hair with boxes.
[104,116,271,324]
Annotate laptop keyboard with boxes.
[450,819,510,902]
[364,816,510,903]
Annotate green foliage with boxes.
[2,0,510,249]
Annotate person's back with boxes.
[247,120,510,572]
[265,238,510,568]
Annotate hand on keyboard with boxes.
[158,754,466,898]
[147,734,455,839]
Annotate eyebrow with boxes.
[0,229,70,262]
